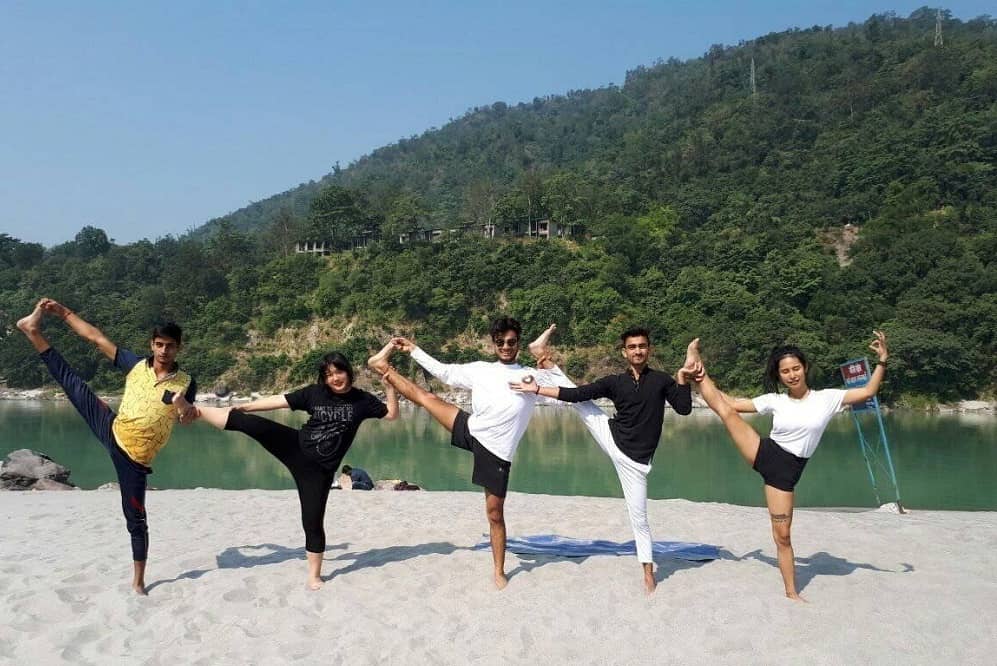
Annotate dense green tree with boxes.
[307,185,374,248]
[73,226,112,259]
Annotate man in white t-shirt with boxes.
[368,317,554,590]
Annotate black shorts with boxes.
[752,437,809,492]
[451,410,511,498]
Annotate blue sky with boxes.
[1,2,991,247]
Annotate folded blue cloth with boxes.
[473,534,718,561]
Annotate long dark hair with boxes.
[764,345,809,393]
[316,352,354,387]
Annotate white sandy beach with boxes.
[1,489,994,664]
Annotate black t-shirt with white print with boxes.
[284,384,388,468]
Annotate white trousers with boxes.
[546,367,654,563]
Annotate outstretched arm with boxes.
[511,376,610,403]
[509,382,562,400]
[688,366,757,413]
[233,395,291,413]
[41,299,117,362]
[681,339,755,412]
[843,330,890,406]
[398,337,476,389]
[726,395,758,413]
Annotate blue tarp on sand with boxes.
[472,534,719,561]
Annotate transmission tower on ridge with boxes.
[934,9,943,47]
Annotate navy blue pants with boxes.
[41,348,151,561]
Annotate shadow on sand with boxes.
[741,548,914,591]
[326,542,471,580]
[146,542,348,591]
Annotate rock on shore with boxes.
[0,449,78,490]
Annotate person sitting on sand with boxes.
[690,332,889,602]
[367,317,559,590]
[181,351,397,590]
[510,325,699,594]
[16,298,197,595]
[341,464,374,490]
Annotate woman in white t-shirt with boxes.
[693,331,889,601]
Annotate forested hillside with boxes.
[2,8,995,402]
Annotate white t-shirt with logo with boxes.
[751,389,847,458]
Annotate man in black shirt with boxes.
[511,326,699,594]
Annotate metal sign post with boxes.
[840,358,904,512]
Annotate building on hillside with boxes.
[396,218,573,244]
[500,218,578,239]
[295,241,333,256]
[351,230,377,250]
[301,217,579,250]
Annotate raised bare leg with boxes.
[764,485,805,602]
[697,373,761,465]
[186,401,231,429]
[485,490,508,590]
[528,323,557,369]
[379,367,460,432]
[16,300,51,353]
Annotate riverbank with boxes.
[2,386,995,413]
[0,489,994,663]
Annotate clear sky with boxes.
[1,2,991,247]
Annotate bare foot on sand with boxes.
[786,592,808,603]
[307,577,324,591]
[494,572,508,590]
[133,583,148,596]
[528,323,557,368]
[367,340,396,374]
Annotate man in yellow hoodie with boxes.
[17,298,196,595]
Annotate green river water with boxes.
[1,401,993,510]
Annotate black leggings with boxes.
[225,410,337,553]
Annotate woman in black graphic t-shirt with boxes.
[185,352,398,590]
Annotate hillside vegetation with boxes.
[2,8,995,402]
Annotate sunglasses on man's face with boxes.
[494,337,519,348]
